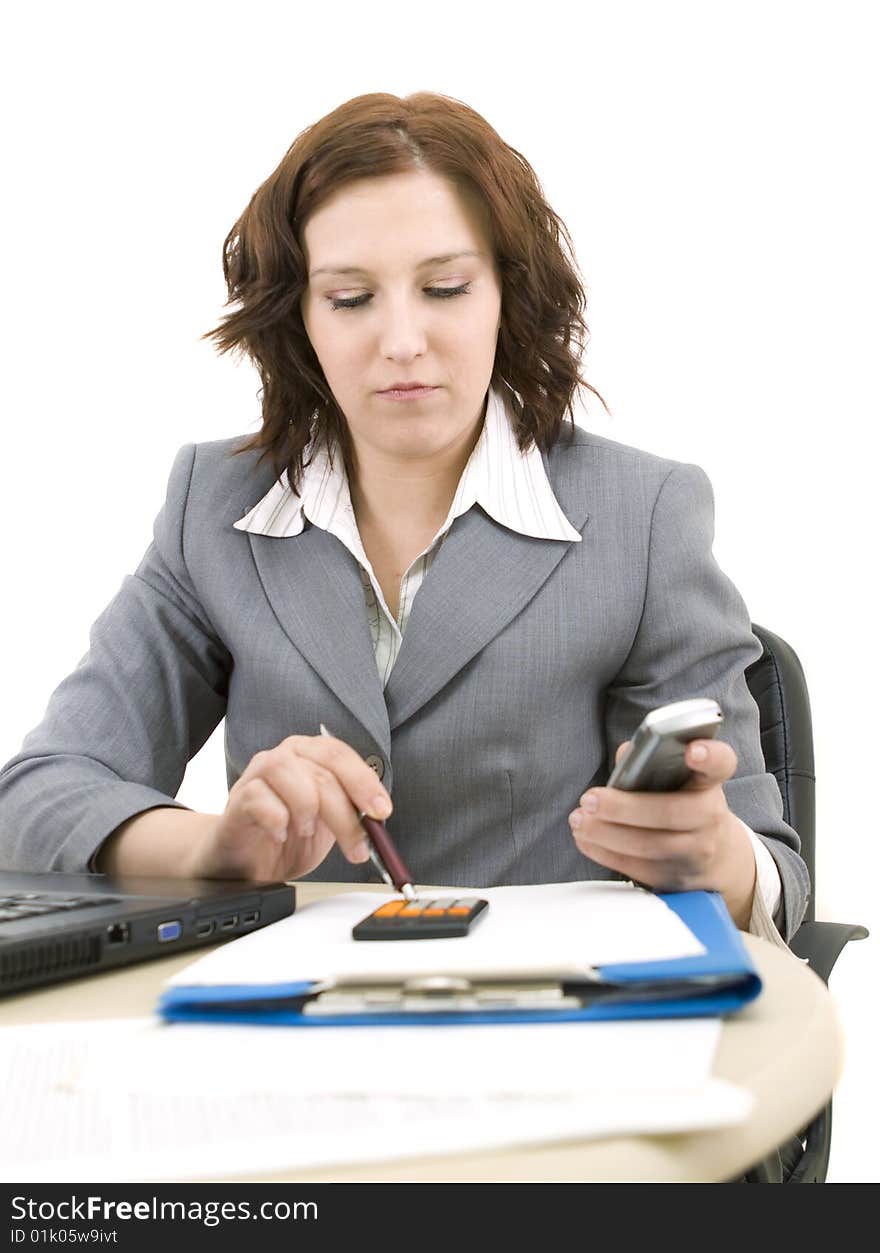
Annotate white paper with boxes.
[167,881,706,989]
[0,1016,751,1182]
[82,1014,723,1097]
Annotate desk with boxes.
[0,881,844,1183]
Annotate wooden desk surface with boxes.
[0,881,844,1182]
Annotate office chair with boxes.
[731,623,868,1183]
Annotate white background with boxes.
[1,0,876,1181]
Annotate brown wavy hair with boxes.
[201,91,608,494]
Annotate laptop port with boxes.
[106,922,130,945]
[196,920,215,938]
[242,910,260,926]
[220,915,238,931]
[157,920,183,943]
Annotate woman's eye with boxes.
[328,283,472,311]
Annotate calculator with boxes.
[351,897,489,940]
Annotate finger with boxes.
[278,812,338,879]
[233,746,318,847]
[573,834,702,893]
[223,776,292,846]
[285,734,393,820]
[569,813,705,867]
[576,785,710,833]
[209,775,321,881]
[681,738,738,789]
[256,754,371,864]
[614,740,631,764]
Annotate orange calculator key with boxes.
[373,901,407,918]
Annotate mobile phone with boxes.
[607,699,723,792]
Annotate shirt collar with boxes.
[233,384,581,543]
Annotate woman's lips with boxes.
[378,386,438,401]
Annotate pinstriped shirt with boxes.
[234,385,786,943]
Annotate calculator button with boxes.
[373,901,406,918]
[399,904,425,916]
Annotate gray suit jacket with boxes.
[0,425,810,939]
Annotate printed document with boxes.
[0,1016,749,1182]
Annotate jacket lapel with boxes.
[384,446,589,730]
[246,525,391,756]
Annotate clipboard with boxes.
[157,890,762,1026]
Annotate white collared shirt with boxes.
[235,386,786,943]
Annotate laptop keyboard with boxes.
[0,893,121,922]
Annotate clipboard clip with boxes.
[298,969,742,1016]
[301,976,587,1015]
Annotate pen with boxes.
[318,724,417,901]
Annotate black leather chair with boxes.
[733,623,868,1182]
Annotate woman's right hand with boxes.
[191,733,393,881]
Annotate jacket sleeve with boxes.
[0,444,232,873]
[602,461,811,941]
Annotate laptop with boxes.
[0,868,295,996]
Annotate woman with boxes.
[0,92,809,945]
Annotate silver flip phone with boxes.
[607,698,724,792]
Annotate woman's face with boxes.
[300,169,503,468]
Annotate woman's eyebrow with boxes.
[309,250,484,279]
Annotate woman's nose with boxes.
[377,297,430,358]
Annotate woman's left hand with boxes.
[569,738,758,928]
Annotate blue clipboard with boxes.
[157,890,762,1027]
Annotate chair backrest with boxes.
[745,623,816,922]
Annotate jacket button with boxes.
[365,754,385,780]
